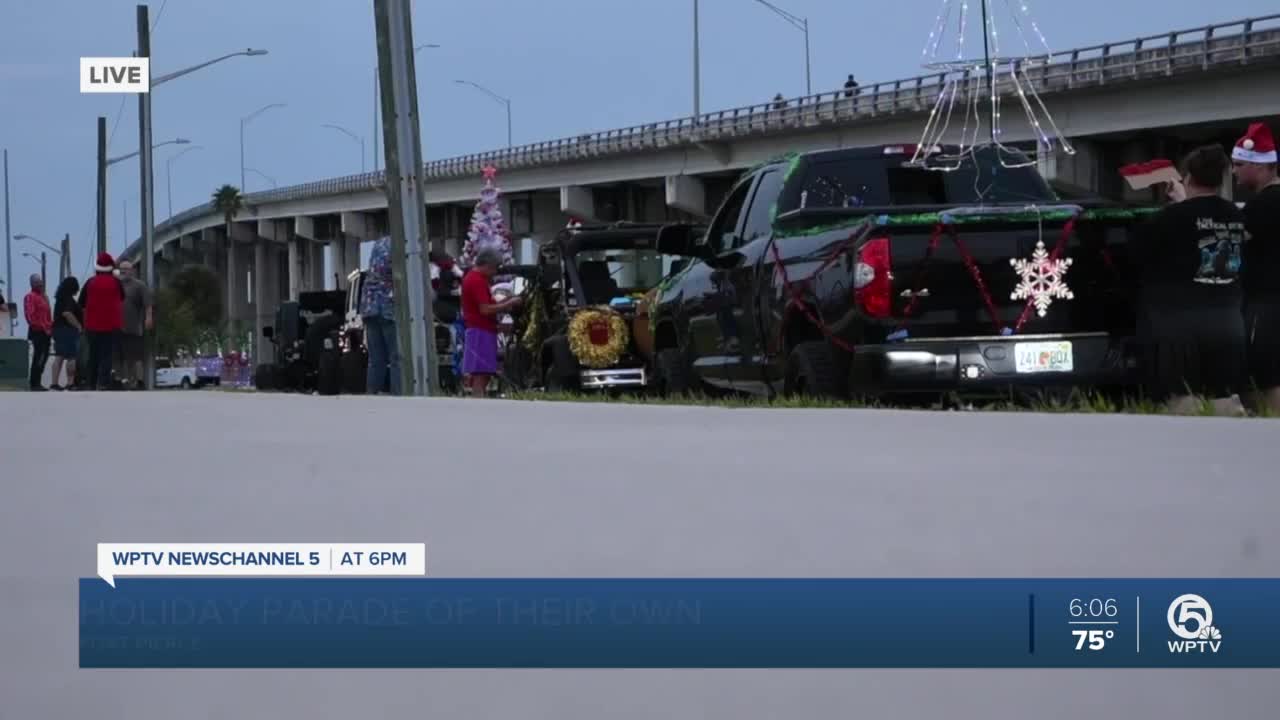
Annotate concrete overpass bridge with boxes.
[121,14,1280,361]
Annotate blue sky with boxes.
[0,0,1275,286]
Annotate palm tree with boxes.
[211,184,243,332]
[211,184,244,240]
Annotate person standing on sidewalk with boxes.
[116,261,154,390]
[49,276,83,390]
[1232,122,1280,414]
[360,236,400,395]
[460,248,522,398]
[23,273,52,391]
[80,252,125,391]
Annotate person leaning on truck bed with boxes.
[1135,144,1248,416]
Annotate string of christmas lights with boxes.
[909,0,1075,172]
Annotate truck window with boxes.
[707,181,751,252]
[740,169,784,246]
[786,147,1056,212]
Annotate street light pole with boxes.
[166,145,203,220]
[453,80,512,148]
[97,117,107,254]
[374,42,438,173]
[321,124,366,173]
[750,0,811,95]
[693,0,701,119]
[3,148,11,335]
[240,103,286,191]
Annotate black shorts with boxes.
[119,333,145,365]
[1137,302,1248,400]
[1246,298,1280,389]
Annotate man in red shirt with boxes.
[81,252,125,391]
[460,249,521,397]
[23,273,53,391]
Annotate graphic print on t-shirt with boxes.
[1194,216,1245,285]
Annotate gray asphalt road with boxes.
[2,392,1278,719]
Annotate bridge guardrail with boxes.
[143,14,1280,251]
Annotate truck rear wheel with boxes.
[317,350,341,396]
[341,350,366,394]
[785,341,849,400]
[253,363,276,391]
[656,348,693,396]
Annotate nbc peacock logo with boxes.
[1167,594,1223,654]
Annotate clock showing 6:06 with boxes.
[1070,598,1118,619]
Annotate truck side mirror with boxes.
[262,326,274,339]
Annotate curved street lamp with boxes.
[454,79,512,148]
[244,167,277,189]
[166,145,204,220]
[373,42,440,172]
[240,103,286,190]
[107,138,191,167]
[322,124,366,173]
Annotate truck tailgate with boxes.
[881,220,1137,340]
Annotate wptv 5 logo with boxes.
[1166,594,1223,654]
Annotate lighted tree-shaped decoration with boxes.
[460,165,514,269]
[909,0,1074,171]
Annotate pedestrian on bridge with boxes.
[1232,122,1280,415]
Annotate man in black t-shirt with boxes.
[1231,122,1280,413]
[1137,145,1248,415]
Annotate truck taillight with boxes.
[854,237,892,319]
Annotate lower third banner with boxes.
[79,579,1280,668]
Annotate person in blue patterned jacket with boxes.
[360,236,400,395]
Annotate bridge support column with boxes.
[665,175,708,218]
[1038,139,1103,198]
[252,240,281,367]
[559,185,596,221]
[339,212,373,287]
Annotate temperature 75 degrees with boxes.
[1073,629,1114,651]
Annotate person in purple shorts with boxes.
[460,248,522,397]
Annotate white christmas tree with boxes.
[910,0,1074,170]
[460,165,514,269]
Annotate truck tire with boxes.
[317,350,341,396]
[542,337,578,392]
[341,350,366,395]
[785,341,848,400]
[656,348,693,396]
[253,363,276,391]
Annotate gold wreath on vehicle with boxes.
[567,307,630,369]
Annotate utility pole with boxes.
[60,234,70,282]
[136,3,156,390]
[374,0,436,396]
[38,251,46,288]
[97,116,107,254]
[3,149,11,335]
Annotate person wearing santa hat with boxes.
[80,251,126,391]
[1232,122,1280,413]
[1135,144,1249,415]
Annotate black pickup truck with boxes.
[649,144,1158,400]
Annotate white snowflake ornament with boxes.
[1010,240,1073,318]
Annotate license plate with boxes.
[1014,341,1074,374]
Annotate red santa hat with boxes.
[95,252,115,273]
[1233,123,1277,164]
